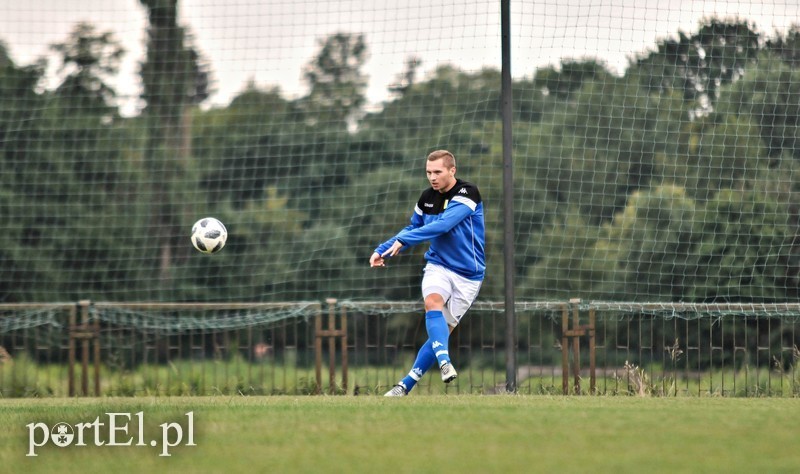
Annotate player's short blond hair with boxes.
[427,150,456,168]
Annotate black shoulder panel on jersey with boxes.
[418,187,447,214]
[449,180,482,205]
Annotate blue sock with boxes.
[399,339,437,392]
[425,310,451,367]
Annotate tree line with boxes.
[1,8,799,306]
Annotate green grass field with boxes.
[1,395,799,473]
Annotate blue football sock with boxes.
[399,338,437,392]
[425,310,451,367]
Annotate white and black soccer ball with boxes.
[191,217,228,254]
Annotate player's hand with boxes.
[369,252,385,267]
[381,240,404,258]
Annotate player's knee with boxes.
[424,294,445,311]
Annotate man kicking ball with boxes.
[370,149,486,396]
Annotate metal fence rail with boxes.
[0,301,798,397]
[582,302,800,396]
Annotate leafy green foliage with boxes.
[300,32,368,129]
[1,17,800,306]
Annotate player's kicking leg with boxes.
[424,264,482,385]
[384,338,437,396]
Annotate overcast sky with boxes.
[2,0,798,115]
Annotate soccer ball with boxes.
[191,217,227,254]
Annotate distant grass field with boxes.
[1,396,799,473]
[5,355,799,397]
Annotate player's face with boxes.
[426,158,456,193]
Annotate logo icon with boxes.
[458,188,468,194]
[51,423,74,448]
[432,341,443,349]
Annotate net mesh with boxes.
[91,302,321,335]
[0,308,65,333]
[0,1,799,313]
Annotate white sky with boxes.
[1,0,798,116]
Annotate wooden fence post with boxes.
[561,299,596,395]
[315,298,348,394]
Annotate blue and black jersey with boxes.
[375,179,486,281]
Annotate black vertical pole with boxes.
[501,0,517,393]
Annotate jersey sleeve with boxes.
[373,202,425,256]
[393,198,474,247]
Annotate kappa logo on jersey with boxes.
[431,341,443,349]
[412,367,424,377]
[458,187,468,194]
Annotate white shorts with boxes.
[421,263,483,327]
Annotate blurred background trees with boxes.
[1,17,799,305]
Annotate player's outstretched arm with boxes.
[393,203,473,247]
[380,240,404,258]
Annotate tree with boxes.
[0,24,154,301]
[388,56,422,98]
[630,18,761,107]
[533,59,614,100]
[606,185,700,301]
[529,74,686,224]
[0,44,47,301]
[362,65,501,161]
[687,186,799,302]
[48,22,124,114]
[766,24,800,68]
[193,85,301,204]
[139,0,211,292]
[715,54,800,160]
[521,212,607,300]
[300,32,368,129]
[665,113,766,201]
[140,0,210,123]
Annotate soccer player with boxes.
[370,150,485,396]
